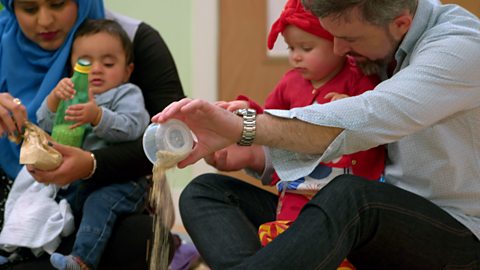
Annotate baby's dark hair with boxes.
[74,19,134,64]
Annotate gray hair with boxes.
[301,0,417,25]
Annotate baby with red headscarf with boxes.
[217,0,385,268]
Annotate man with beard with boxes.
[152,0,480,269]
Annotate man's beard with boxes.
[353,26,397,76]
[355,59,386,76]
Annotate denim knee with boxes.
[313,174,372,198]
[302,174,383,218]
[179,173,216,214]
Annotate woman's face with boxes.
[14,0,78,51]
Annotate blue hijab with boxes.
[0,0,104,178]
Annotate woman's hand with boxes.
[0,93,27,139]
[27,142,94,186]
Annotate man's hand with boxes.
[151,98,244,168]
[205,144,265,174]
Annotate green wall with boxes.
[104,1,194,188]
[104,1,192,98]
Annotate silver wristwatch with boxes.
[234,108,256,146]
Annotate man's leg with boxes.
[242,175,480,270]
[179,173,278,269]
[182,173,480,269]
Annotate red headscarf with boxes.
[267,0,334,49]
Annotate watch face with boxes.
[235,108,256,116]
[234,108,247,115]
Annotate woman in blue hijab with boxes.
[0,0,104,179]
[0,0,185,269]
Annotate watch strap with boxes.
[234,108,256,146]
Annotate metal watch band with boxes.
[234,108,256,146]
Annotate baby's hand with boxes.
[66,100,100,128]
[65,89,100,128]
[324,92,350,101]
[215,100,249,112]
[53,78,75,100]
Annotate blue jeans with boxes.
[58,177,148,270]
[179,173,480,270]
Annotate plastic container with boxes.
[142,119,194,164]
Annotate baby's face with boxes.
[283,25,344,83]
[71,32,133,95]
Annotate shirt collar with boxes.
[395,0,437,64]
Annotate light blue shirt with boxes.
[266,0,480,240]
[37,83,150,151]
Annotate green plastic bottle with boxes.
[51,58,91,147]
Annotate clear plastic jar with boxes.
[142,119,194,165]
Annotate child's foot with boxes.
[50,253,86,270]
[0,255,8,265]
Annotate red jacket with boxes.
[238,58,385,186]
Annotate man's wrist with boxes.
[234,108,256,146]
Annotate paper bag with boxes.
[18,122,63,170]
